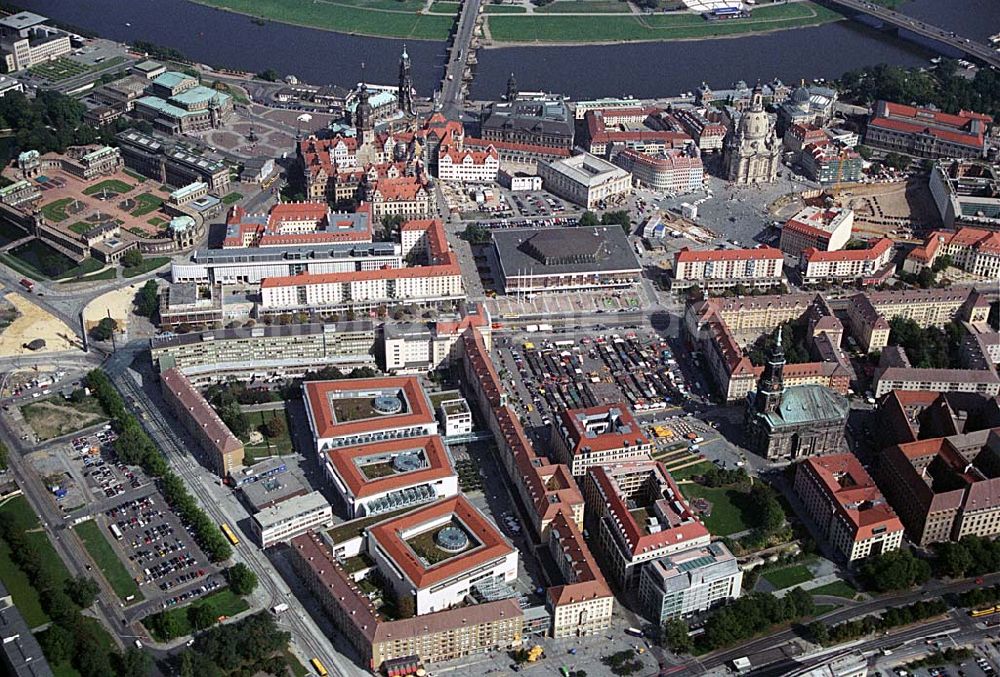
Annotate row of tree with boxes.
[935,535,1000,579]
[134,280,159,319]
[86,370,232,562]
[683,588,815,652]
[145,564,257,641]
[0,516,149,677]
[857,549,931,592]
[808,598,947,646]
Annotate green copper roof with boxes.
[152,71,194,90]
[761,384,849,429]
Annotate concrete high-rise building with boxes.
[723,83,780,185]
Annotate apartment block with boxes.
[800,238,894,286]
[780,206,854,256]
[671,246,784,292]
[551,404,652,476]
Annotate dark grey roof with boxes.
[0,580,54,677]
[150,320,375,349]
[192,241,396,265]
[493,226,641,276]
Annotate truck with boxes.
[271,603,289,614]
[525,325,539,333]
[19,278,33,291]
[537,323,553,332]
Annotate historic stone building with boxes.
[723,83,780,185]
[745,330,849,461]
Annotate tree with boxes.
[225,563,258,596]
[188,603,217,631]
[578,211,599,227]
[218,401,250,439]
[64,576,100,607]
[90,317,118,341]
[600,210,631,233]
[935,541,974,578]
[121,248,143,268]
[38,624,75,663]
[134,279,159,318]
[256,69,280,82]
[396,593,415,619]
[858,549,930,592]
[883,152,910,172]
[662,619,692,654]
[262,414,286,439]
[118,646,152,677]
[932,254,954,273]
[463,222,491,244]
[808,620,830,645]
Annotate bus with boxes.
[220,523,239,546]
[310,658,328,676]
[970,606,999,618]
[109,523,123,540]
[625,627,643,637]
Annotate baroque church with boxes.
[723,82,781,185]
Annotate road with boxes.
[820,0,1000,68]
[440,0,483,117]
[103,343,367,677]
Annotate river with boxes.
[13,0,1000,100]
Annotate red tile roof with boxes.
[326,436,454,499]
[558,404,649,455]
[464,137,571,158]
[303,376,435,441]
[870,101,989,149]
[160,368,243,456]
[800,453,903,542]
[675,246,783,263]
[802,238,893,262]
[367,495,514,589]
[546,509,613,606]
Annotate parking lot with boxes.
[72,429,135,499]
[98,491,220,609]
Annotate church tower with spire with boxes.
[505,73,518,102]
[755,327,786,415]
[398,44,414,116]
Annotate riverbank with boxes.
[188,0,843,44]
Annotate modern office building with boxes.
[367,495,518,616]
[492,226,642,294]
[149,321,377,380]
[636,542,742,623]
[671,247,784,293]
[325,436,458,518]
[794,454,903,562]
[780,206,854,256]
[251,491,333,548]
[537,152,631,209]
[302,376,438,457]
[584,461,711,589]
[928,160,1000,230]
[865,101,990,160]
[290,531,524,672]
[551,404,652,476]
[159,368,244,477]
[0,12,70,72]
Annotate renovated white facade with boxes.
[251,491,333,548]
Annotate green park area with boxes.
[40,198,74,222]
[680,483,753,537]
[82,179,133,196]
[122,256,170,278]
[193,0,839,41]
[222,191,244,205]
[193,0,456,39]
[73,520,142,603]
[20,395,108,441]
[243,408,295,460]
[808,580,858,599]
[762,564,814,590]
[145,588,249,641]
[0,495,72,628]
[130,192,165,217]
[487,1,842,43]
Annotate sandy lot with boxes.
[82,286,135,332]
[0,293,80,355]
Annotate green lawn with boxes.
[680,483,754,537]
[130,192,164,217]
[484,3,527,11]
[68,221,93,235]
[812,603,839,616]
[191,0,455,39]
[122,256,170,278]
[145,588,249,641]
[488,1,841,42]
[56,257,105,281]
[762,564,814,589]
[243,408,295,456]
[59,268,117,284]
[148,217,166,226]
[667,460,713,482]
[40,198,75,222]
[73,520,142,602]
[808,580,857,599]
[429,1,460,12]
[221,192,244,205]
[0,495,72,627]
[82,179,133,196]
[535,0,633,13]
